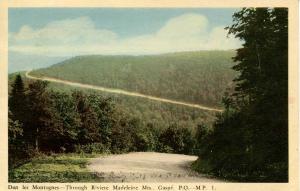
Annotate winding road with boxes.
[88,152,223,182]
[25,71,223,112]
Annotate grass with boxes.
[9,153,103,183]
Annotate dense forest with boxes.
[31,50,236,107]
[194,8,288,182]
[9,75,206,170]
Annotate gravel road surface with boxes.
[87,152,224,182]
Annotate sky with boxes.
[9,8,242,57]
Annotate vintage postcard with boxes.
[0,0,298,191]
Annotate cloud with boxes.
[9,14,241,56]
[157,13,208,39]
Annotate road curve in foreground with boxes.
[25,71,223,112]
[87,152,224,182]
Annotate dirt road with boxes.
[87,152,223,182]
[25,71,223,112]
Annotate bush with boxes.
[75,143,110,154]
[158,145,174,153]
[158,123,195,154]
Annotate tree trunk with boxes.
[35,127,39,152]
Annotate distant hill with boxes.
[32,50,236,107]
[10,50,237,131]
[9,52,67,73]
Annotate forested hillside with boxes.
[31,50,236,107]
[8,73,214,179]
[9,51,234,180]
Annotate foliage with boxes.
[8,51,235,181]
[8,110,23,145]
[32,50,235,107]
[132,123,158,152]
[195,8,288,182]
[8,110,24,168]
[74,143,110,154]
[27,51,233,142]
[158,123,195,154]
[8,74,32,168]
[73,91,100,145]
[194,123,211,155]
[9,74,27,124]
[27,81,61,152]
[8,74,203,172]
[110,116,140,153]
[49,91,81,151]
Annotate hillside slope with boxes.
[9,71,217,133]
[32,50,236,107]
[26,71,222,112]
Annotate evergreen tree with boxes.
[9,74,27,125]
[198,8,288,181]
[227,8,288,177]
[27,81,54,151]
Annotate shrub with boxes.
[75,143,110,154]
[158,123,195,154]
